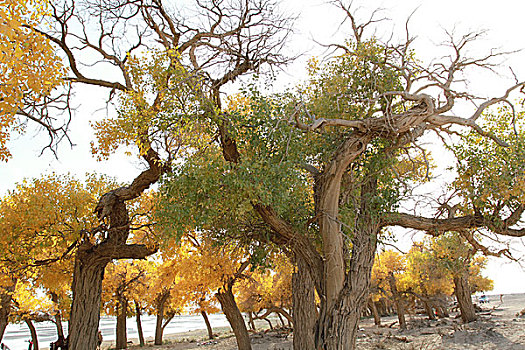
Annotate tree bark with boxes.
[116,295,128,349]
[135,301,145,347]
[201,311,214,339]
[0,280,16,341]
[154,292,169,345]
[315,176,379,350]
[68,250,109,350]
[67,135,160,348]
[388,272,407,330]
[454,273,477,323]
[317,135,371,309]
[24,319,38,350]
[368,298,381,326]
[292,256,316,350]
[50,292,65,338]
[423,300,436,320]
[216,285,251,350]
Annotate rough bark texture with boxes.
[0,280,16,341]
[25,319,38,350]
[454,274,477,323]
[68,145,161,348]
[201,311,214,340]
[317,135,371,308]
[216,285,251,350]
[388,272,407,330]
[135,302,145,347]
[316,177,379,350]
[292,256,316,350]
[116,295,128,349]
[68,251,109,350]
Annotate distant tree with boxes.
[430,232,493,322]
[102,261,146,349]
[372,251,408,329]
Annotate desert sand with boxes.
[104,293,525,350]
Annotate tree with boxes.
[32,0,291,346]
[102,261,146,349]
[372,251,408,329]
[430,232,493,323]
[158,2,525,348]
[237,253,293,329]
[0,0,67,161]
[182,237,253,350]
[0,174,102,341]
[402,244,454,320]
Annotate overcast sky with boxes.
[2,0,525,293]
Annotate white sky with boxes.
[2,0,525,293]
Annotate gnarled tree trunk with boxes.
[454,273,477,323]
[68,144,161,349]
[68,250,110,350]
[315,176,379,349]
[216,284,251,350]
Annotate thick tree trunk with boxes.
[388,272,407,330]
[135,301,145,346]
[317,136,371,309]
[68,251,109,350]
[116,295,128,349]
[454,274,477,323]
[24,319,38,350]
[316,176,379,350]
[315,231,378,349]
[0,280,16,341]
[201,311,214,339]
[368,298,381,326]
[216,285,251,350]
[292,256,316,350]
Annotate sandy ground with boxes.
[101,293,525,350]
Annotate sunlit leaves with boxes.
[0,0,65,161]
[91,50,210,161]
[452,107,525,214]
[0,173,117,279]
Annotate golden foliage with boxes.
[0,0,65,161]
